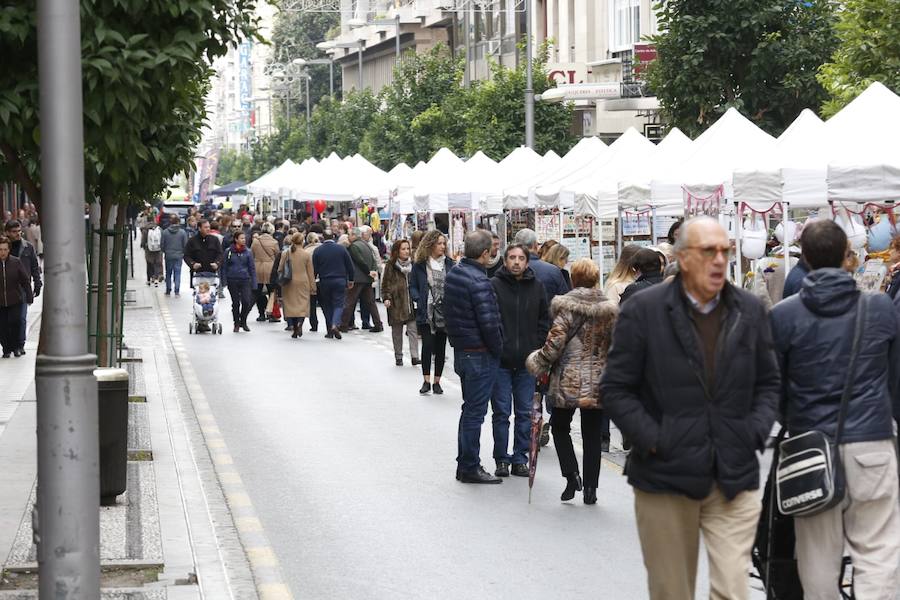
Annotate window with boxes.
[610,0,640,52]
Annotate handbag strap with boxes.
[834,294,869,445]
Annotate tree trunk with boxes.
[109,205,127,364]
[96,195,112,367]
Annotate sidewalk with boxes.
[0,254,269,598]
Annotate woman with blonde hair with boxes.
[542,243,572,289]
[278,232,316,338]
[410,230,455,394]
[603,244,641,306]
[527,258,617,505]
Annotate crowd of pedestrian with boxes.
[0,205,42,358]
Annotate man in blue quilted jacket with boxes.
[445,230,504,484]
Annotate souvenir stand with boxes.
[446,152,499,257]
[502,150,565,244]
[412,148,466,253]
[478,147,543,246]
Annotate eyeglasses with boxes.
[684,245,732,260]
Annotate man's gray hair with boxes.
[262,222,275,234]
[514,228,538,249]
[350,227,362,237]
[464,230,493,259]
[674,216,720,252]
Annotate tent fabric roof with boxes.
[618,127,693,209]
[209,180,247,196]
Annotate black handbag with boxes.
[775,294,868,517]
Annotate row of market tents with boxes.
[242,82,900,219]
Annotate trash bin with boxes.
[95,368,129,506]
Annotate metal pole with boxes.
[286,85,291,127]
[395,14,401,61]
[358,45,364,91]
[463,8,470,89]
[734,201,744,286]
[305,74,311,139]
[329,60,334,97]
[36,0,100,596]
[524,0,535,149]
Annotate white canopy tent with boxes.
[618,127,693,212]
[479,146,543,213]
[287,152,393,204]
[446,151,500,210]
[393,148,464,214]
[504,138,604,209]
[651,109,776,214]
[246,159,297,196]
[826,82,900,204]
[560,127,657,218]
[531,137,609,208]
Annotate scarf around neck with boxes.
[395,258,412,275]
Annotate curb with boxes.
[157,301,293,600]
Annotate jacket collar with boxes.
[460,257,485,272]
[495,265,535,283]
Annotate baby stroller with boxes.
[188,273,222,335]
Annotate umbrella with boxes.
[528,373,549,504]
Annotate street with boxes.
[168,266,722,599]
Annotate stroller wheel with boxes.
[218,323,223,335]
[212,323,218,334]
[189,323,193,335]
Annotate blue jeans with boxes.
[455,351,500,472]
[318,278,347,331]
[165,257,182,293]
[491,367,535,465]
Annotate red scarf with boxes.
[234,242,246,253]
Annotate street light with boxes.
[334,39,366,91]
[293,56,335,97]
[524,0,535,149]
[348,14,402,61]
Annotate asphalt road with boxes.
[170,267,740,599]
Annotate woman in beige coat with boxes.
[527,258,617,505]
[251,223,280,322]
[278,232,316,338]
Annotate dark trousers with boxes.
[0,304,21,354]
[341,283,382,329]
[227,280,254,326]
[254,284,271,317]
[491,367,535,465]
[17,302,27,349]
[308,294,319,330]
[360,299,371,328]
[455,351,500,472]
[318,278,347,331]
[420,327,447,377]
[552,407,605,488]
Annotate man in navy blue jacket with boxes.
[312,232,355,339]
[445,230,504,484]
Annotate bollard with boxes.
[95,368,129,506]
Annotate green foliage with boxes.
[818,0,900,116]
[647,0,838,137]
[0,0,261,208]
[231,43,577,177]
[270,9,340,118]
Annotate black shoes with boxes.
[325,330,334,339]
[561,473,583,501]
[291,325,302,338]
[241,323,251,332]
[540,422,551,447]
[361,324,372,330]
[256,316,267,322]
[395,358,403,366]
[583,487,597,505]
[309,326,318,332]
[1,353,9,358]
[431,383,443,395]
[330,327,342,340]
[267,316,281,323]
[495,462,510,477]
[284,323,292,331]
[17,348,25,356]
[233,325,240,333]
[369,326,383,333]
[411,358,421,366]
[601,438,611,453]
[419,382,431,395]
[511,464,529,477]
[458,466,502,484]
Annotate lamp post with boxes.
[334,40,366,91]
[349,14,402,62]
[293,56,336,98]
[524,0,535,149]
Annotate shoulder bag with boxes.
[775,294,869,517]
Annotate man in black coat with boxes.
[771,220,900,597]
[183,219,223,281]
[4,220,41,355]
[601,216,780,600]
[312,232,354,339]
[489,244,549,477]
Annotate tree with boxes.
[818,0,900,116]
[0,0,260,365]
[307,91,378,159]
[270,10,340,119]
[647,0,838,137]
[464,44,575,159]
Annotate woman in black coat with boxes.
[409,230,455,395]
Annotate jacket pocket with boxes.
[847,450,895,502]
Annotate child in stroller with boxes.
[190,276,221,334]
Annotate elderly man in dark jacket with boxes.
[489,244,549,477]
[4,220,41,355]
[445,230,504,484]
[340,227,383,333]
[771,220,900,598]
[601,217,780,600]
[183,219,223,281]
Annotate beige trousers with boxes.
[794,439,900,600]
[634,485,761,600]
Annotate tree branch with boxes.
[0,142,42,214]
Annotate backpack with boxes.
[147,227,162,252]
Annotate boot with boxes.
[291,324,300,338]
[583,487,597,505]
[561,473,583,501]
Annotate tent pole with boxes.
[782,201,790,279]
[734,201,743,286]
